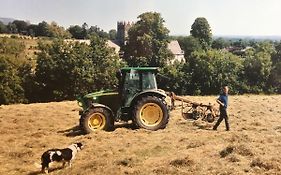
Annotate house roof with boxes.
[106,40,120,53]
[64,39,120,53]
[168,40,184,55]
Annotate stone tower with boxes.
[116,21,133,46]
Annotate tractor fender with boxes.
[130,90,167,108]
[88,103,114,118]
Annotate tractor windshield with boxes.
[142,72,157,90]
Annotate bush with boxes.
[0,57,26,104]
[188,49,243,94]
[35,36,124,102]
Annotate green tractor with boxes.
[77,67,170,133]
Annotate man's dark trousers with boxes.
[213,109,229,130]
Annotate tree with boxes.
[48,21,71,38]
[190,17,212,49]
[35,40,94,101]
[254,41,275,55]
[88,25,109,39]
[177,35,202,59]
[124,12,173,67]
[0,57,25,104]
[268,42,281,93]
[7,22,17,33]
[243,49,272,93]
[35,35,124,102]
[109,29,117,40]
[230,39,249,48]
[27,24,38,36]
[158,62,191,95]
[189,49,243,94]
[212,37,230,49]
[0,38,31,104]
[37,21,50,36]
[12,20,28,34]
[0,21,8,33]
[68,25,85,39]
[88,35,124,89]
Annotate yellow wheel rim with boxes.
[139,103,163,127]
[88,113,106,130]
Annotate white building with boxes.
[167,40,185,63]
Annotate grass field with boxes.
[0,95,280,175]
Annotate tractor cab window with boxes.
[122,70,141,106]
[142,72,157,90]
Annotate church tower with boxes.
[116,21,133,46]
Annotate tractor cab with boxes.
[119,67,158,107]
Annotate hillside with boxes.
[0,95,280,175]
[0,17,16,24]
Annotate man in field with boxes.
[213,85,230,131]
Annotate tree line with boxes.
[0,12,280,105]
[0,20,117,40]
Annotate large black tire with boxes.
[79,107,114,134]
[133,96,169,130]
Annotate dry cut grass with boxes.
[0,95,281,175]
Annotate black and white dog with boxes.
[41,142,83,174]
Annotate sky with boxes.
[1,0,281,36]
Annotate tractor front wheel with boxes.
[80,107,114,134]
[133,96,169,130]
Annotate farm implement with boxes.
[168,92,219,123]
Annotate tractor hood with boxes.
[77,90,118,110]
[84,90,118,99]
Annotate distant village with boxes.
[64,21,185,64]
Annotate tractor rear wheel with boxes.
[80,107,114,133]
[133,96,169,130]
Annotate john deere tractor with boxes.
[77,67,169,133]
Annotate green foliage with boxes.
[88,35,125,90]
[158,63,191,94]
[0,38,32,104]
[268,62,281,93]
[189,49,243,94]
[212,37,230,49]
[7,22,18,33]
[0,21,8,33]
[35,35,123,102]
[68,23,109,39]
[124,12,173,67]
[242,50,272,93]
[36,21,50,37]
[35,40,93,101]
[68,25,86,39]
[177,36,202,59]
[190,17,212,49]
[0,58,26,104]
[109,29,117,40]
[1,14,281,105]
[88,25,109,39]
[47,22,71,38]
[257,41,276,55]
[12,20,28,34]
[267,42,281,93]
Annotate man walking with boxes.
[213,85,229,131]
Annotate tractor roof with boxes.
[121,67,158,73]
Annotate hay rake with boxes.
[168,92,219,123]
